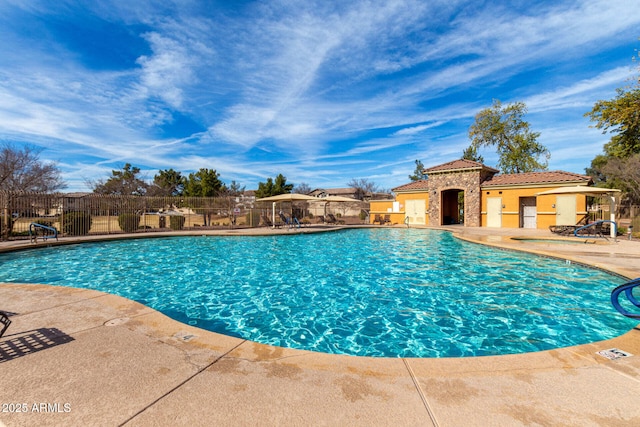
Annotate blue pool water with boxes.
[0,228,634,357]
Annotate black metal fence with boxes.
[1,191,261,240]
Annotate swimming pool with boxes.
[0,228,634,357]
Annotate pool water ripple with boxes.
[0,228,635,357]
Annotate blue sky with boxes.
[1,0,638,192]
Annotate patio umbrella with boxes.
[534,186,621,197]
[535,186,621,238]
[315,195,361,217]
[256,193,317,227]
[256,193,317,202]
[320,195,359,202]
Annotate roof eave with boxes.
[481,180,591,190]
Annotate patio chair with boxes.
[373,214,383,224]
[383,214,391,224]
[0,312,11,338]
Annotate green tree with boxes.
[408,160,428,181]
[93,163,148,195]
[226,180,245,197]
[183,168,225,197]
[150,169,185,196]
[255,174,293,198]
[466,100,549,173]
[585,86,640,158]
[584,72,640,202]
[183,168,226,227]
[461,145,484,164]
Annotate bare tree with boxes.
[0,144,65,192]
[1,144,66,240]
[601,154,640,204]
[293,182,312,194]
[347,178,381,201]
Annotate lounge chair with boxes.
[373,214,383,224]
[261,215,281,228]
[326,213,344,224]
[279,212,292,226]
[549,215,588,236]
[383,214,391,224]
[0,312,11,338]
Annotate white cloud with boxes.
[1,0,639,191]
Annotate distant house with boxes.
[309,187,393,201]
[309,187,356,198]
[235,190,256,210]
[370,159,593,229]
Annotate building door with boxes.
[556,195,576,225]
[405,199,426,225]
[487,197,502,227]
[520,197,537,228]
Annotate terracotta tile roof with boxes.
[425,159,498,173]
[392,180,430,192]
[482,171,592,187]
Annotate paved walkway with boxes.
[1,226,640,426]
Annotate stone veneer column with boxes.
[428,170,482,227]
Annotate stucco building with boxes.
[370,159,593,229]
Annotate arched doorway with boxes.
[441,189,464,225]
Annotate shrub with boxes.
[118,213,140,233]
[61,211,92,236]
[169,215,185,230]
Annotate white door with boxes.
[523,205,537,228]
[405,199,426,225]
[556,195,576,225]
[487,197,502,227]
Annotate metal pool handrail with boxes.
[574,220,617,241]
[611,278,640,319]
[29,222,58,243]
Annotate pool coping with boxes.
[2,225,640,426]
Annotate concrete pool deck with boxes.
[1,225,640,426]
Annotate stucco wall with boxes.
[370,193,431,225]
[481,186,588,229]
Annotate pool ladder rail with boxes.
[574,220,617,241]
[611,278,640,319]
[29,222,58,243]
